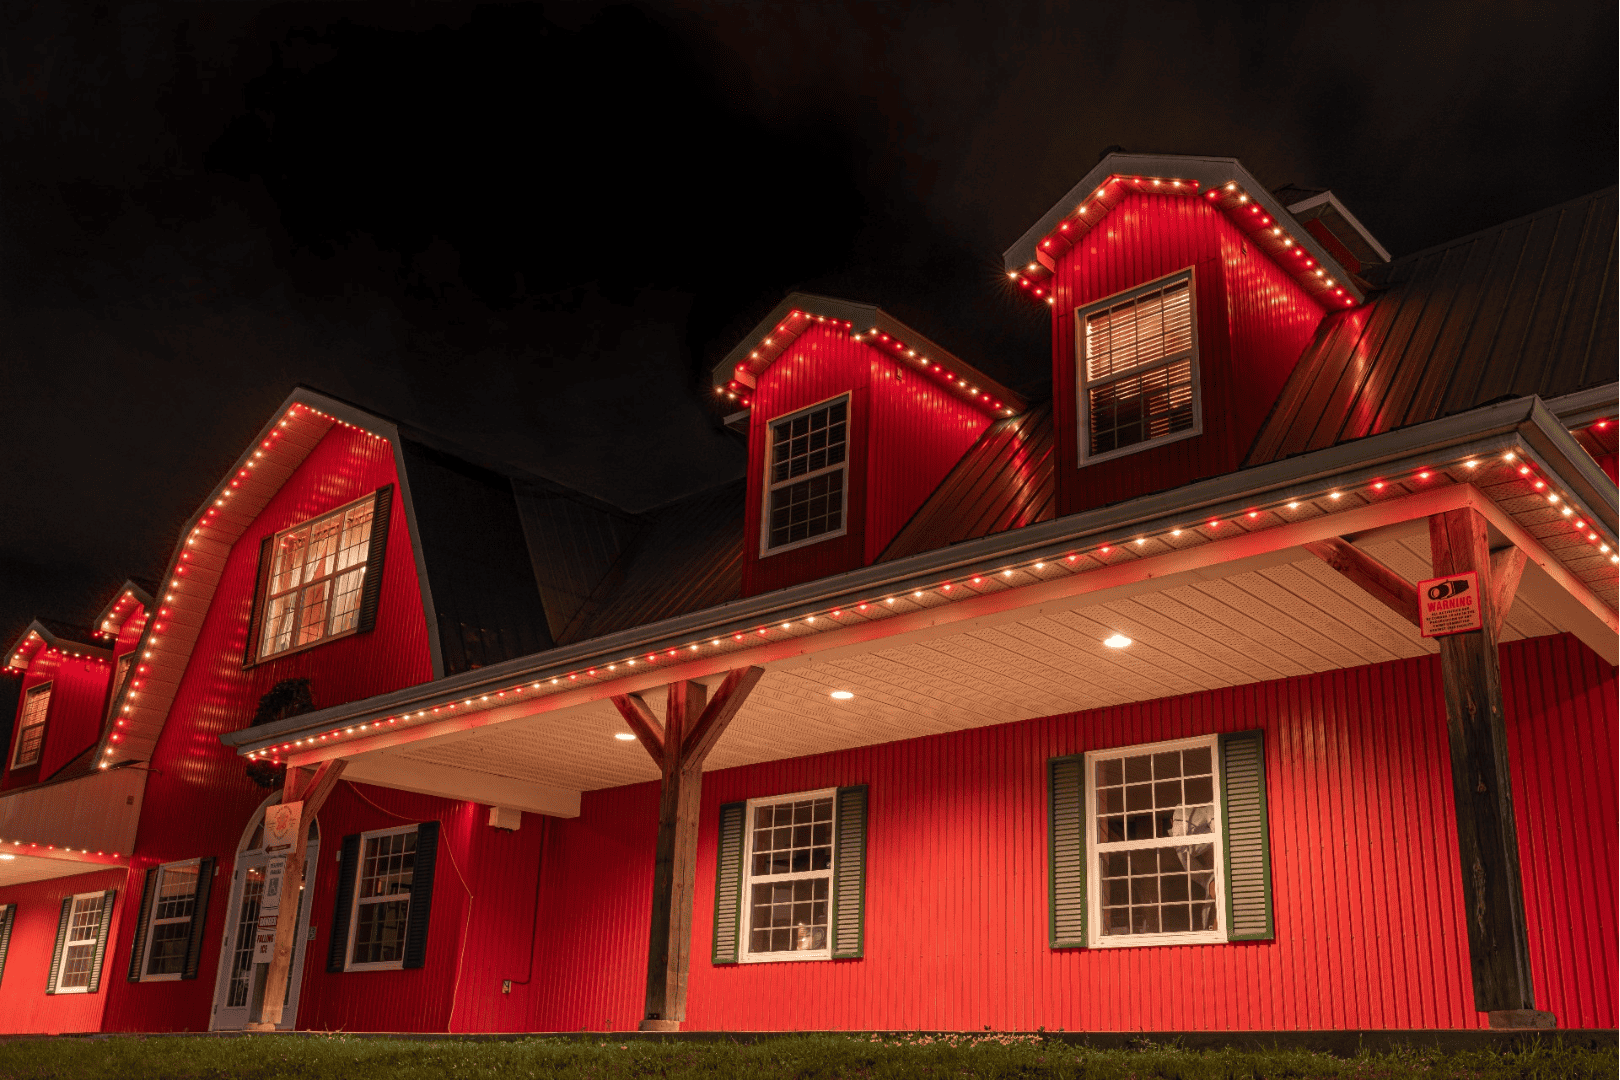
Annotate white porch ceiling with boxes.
[379,529,1565,796]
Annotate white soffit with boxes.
[370,535,1569,795]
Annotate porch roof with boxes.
[221,393,1617,812]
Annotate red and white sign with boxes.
[264,801,302,853]
[1418,571,1483,637]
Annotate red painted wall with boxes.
[527,633,1615,1032]
[0,868,127,1034]
[97,425,436,1033]
[743,324,990,596]
[1050,193,1325,516]
[3,652,111,789]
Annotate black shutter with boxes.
[181,858,216,980]
[830,785,867,959]
[1049,755,1087,948]
[1220,729,1274,941]
[0,904,15,986]
[45,896,72,993]
[126,868,158,981]
[711,802,746,964]
[327,834,362,972]
[402,821,438,969]
[356,485,393,634]
[243,535,275,668]
[85,890,116,993]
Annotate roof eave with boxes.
[1002,152,1363,303]
[223,391,1613,754]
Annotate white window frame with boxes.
[257,491,378,662]
[136,858,203,982]
[344,824,419,973]
[739,787,838,964]
[1084,733,1226,948]
[759,394,851,557]
[11,682,52,769]
[53,890,108,994]
[1075,268,1203,466]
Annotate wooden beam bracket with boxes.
[1303,537,1420,627]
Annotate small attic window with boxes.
[1077,270,1200,463]
[763,395,849,554]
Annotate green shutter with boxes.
[1220,729,1274,941]
[1049,754,1087,948]
[127,868,157,981]
[86,890,117,993]
[402,822,438,970]
[711,802,746,964]
[327,834,362,972]
[830,785,868,959]
[45,896,72,994]
[182,858,216,980]
[0,904,14,986]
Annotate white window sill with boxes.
[138,972,182,983]
[1078,423,1203,467]
[1090,931,1226,949]
[53,986,91,995]
[344,961,406,973]
[759,525,848,559]
[739,950,832,964]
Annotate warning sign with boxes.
[1418,571,1483,637]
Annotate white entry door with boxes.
[211,839,319,1031]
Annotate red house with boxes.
[0,153,1613,1035]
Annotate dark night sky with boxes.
[1,0,1615,651]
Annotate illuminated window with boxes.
[51,892,111,993]
[1086,735,1224,946]
[11,682,51,769]
[347,826,418,970]
[138,861,202,979]
[741,789,835,961]
[1077,271,1199,463]
[763,396,849,553]
[259,494,376,659]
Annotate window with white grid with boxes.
[259,494,376,659]
[763,396,849,553]
[347,826,417,970]
[1077,271,1199,463]
[11,682,51,769]
[741,789,835,962]
[140,861,200,979]
[56,892,106,992]
[1086,734,1225,946]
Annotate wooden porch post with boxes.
[247,758,346,1032]
[1428,508,1550,1027]
[612,666,763,1031]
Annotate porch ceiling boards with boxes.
[375,530,1569,795]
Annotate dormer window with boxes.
[763,395,849,554]
[258,494,376,660]
[1077,270,1200,463]
[11,682,51,768]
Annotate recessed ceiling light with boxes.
[613,733,636,741]
[830,690,854,700]
[1103,634,1133,649]
[0,854,14,861]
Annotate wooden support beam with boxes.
[249,758,346,1031]
[611,693,664,762]
[1488,545,1528,639]
[1428,509,1547,1024]
[630,668,763,1031]
[1302,537,1420,627]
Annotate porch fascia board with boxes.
[223,393,1617,763]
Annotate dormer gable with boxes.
[713,294,1025,596]
[1,619,113,788]
[1003,153,1364,515]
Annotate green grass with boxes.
[0,1033,1611,1080]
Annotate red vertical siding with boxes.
[98,425,435,1033]
[1502,635,1619,1028]
[743,324,989,596]
[529,633,1613,1032]
[1051,194,1325,516]
[862,353,989,564]
[0,868,127,1034]
[3,652,111,789]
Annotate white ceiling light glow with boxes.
[830,690,854,700]
[1103,634,1133,649]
